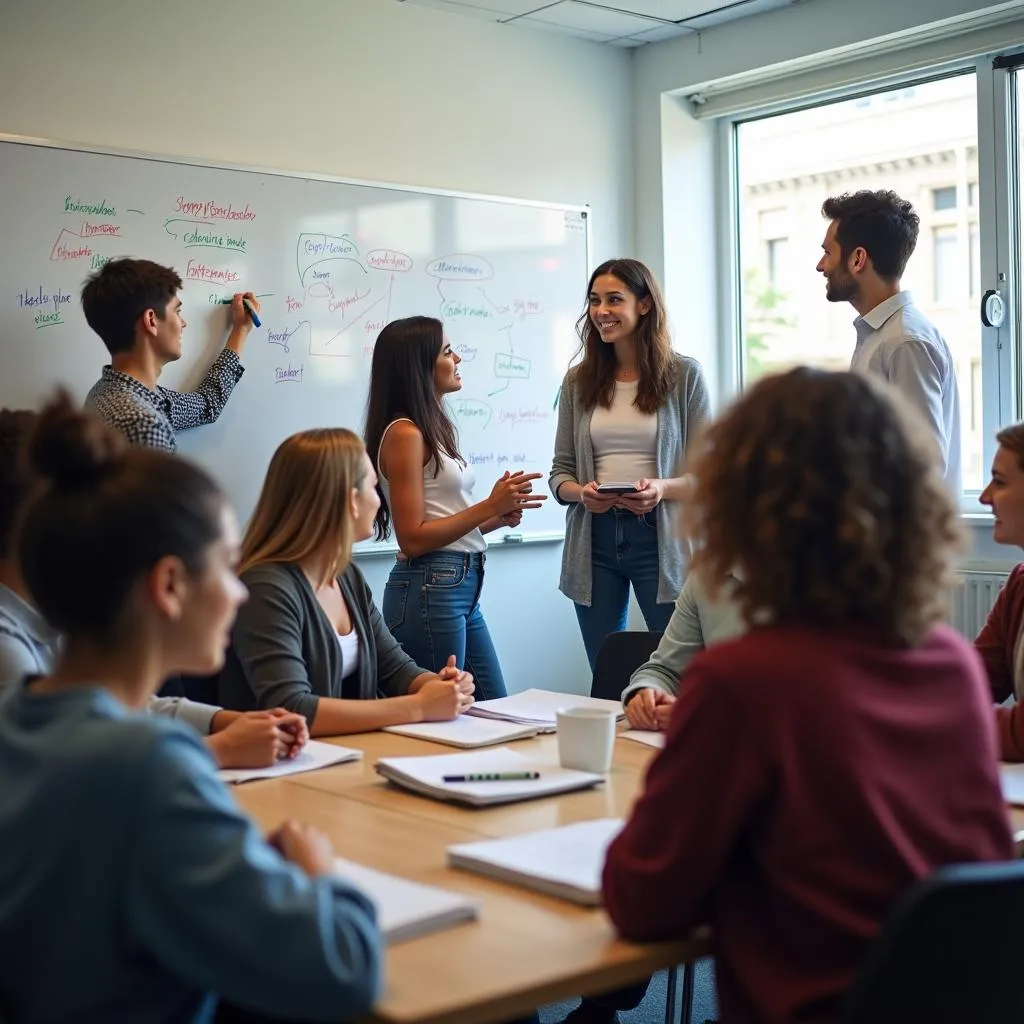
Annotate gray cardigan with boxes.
[548,353,710,606]
[219,561,424,726]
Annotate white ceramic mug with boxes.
[556,706,616,774]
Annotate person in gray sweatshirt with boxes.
[622,571,746,730]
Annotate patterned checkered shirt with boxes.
[84,349,245,452]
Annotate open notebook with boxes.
[332,857,478,944]
[375,746,604,807]
[447,818,625,906]
[382,716,538,748]
[467,688,625,733]
[218,740,362,784]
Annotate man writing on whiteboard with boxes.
[816,190,962,494]
[82,258,258,452]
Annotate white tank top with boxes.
[338,627,359,680]
[378,418,486,554]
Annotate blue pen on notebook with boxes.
[442,771,540,783]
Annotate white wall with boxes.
[0,0,634,694]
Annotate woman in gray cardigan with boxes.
[549,258,710,670]
[218,427,476,735]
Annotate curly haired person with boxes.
[603,367,1012,1024]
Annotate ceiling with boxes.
[394,0,800,47]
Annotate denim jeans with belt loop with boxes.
[573,507,674,671]
[382,550,508,701]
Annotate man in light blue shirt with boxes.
[817,190,962,494]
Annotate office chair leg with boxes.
[663,965,679,1024]
[680,962,695,1024]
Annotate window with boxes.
[969,223,981,298]
[735,73,984,490]
[933,227,959,304]
[970,358,982,432]
[766,237,789,290]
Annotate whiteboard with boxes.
[0,136,590,552]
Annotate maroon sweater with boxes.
[973,563,1024,760]
[603,624,1013,1024]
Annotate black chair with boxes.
[177,670,221,706]
[590,630,696,1023]
[155,675,187,699]
[589,629,663,701]
[841,860,1024,1024]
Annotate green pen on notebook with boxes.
[442,771,541,783]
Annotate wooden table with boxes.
[233,730,1024,1024]
[1011,806,1024,849]
[234,732,706,1024]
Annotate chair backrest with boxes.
[841,859,1024,1024]
[589,630,662,701]
[177,670,221,706]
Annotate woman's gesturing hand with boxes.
[488,470,548,517]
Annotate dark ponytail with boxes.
[20,393,227,640]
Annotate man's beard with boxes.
[825,273,857,303]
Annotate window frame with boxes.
[716,54,1020,504]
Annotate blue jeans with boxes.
[574,508,674,670]
[383,551,508,701]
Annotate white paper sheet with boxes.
[218,739,361,784]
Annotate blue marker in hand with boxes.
[242,297,261,328]
[218,295,262,328]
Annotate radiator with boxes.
[950,569,1010,638]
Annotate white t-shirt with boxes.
[590,380,658,484]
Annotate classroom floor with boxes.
[539,960,718,1024]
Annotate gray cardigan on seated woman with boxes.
[219,561,424,725]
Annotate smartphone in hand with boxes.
[596,482,639,495]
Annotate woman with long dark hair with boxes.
[549,258,710,669]
[364,316,546,701]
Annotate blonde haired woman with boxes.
[218,428,475,735]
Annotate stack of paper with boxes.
[218,739,362,784]
[382,716,538,748]
[447,818,625,906]
[1000,763,1024,805]
[620,729,666,750]
[332,857,478,944]
[375,746,604,807]
[467,688,625,734]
